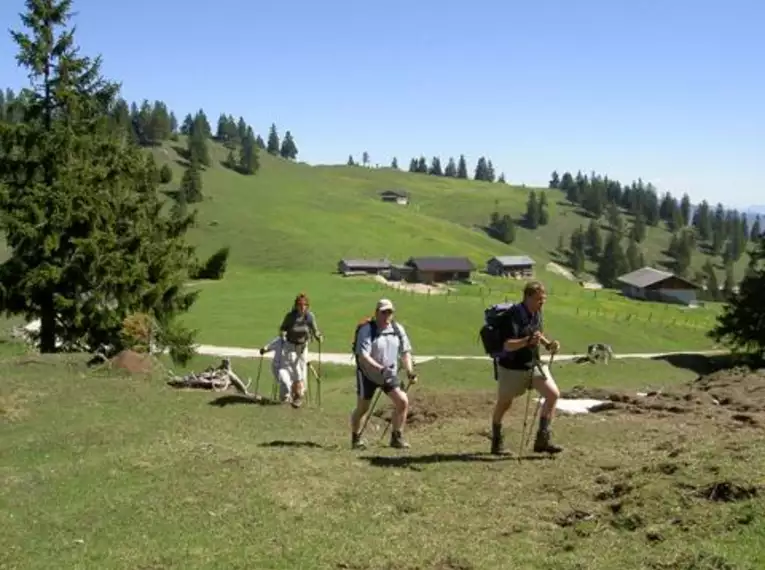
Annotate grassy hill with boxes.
[151,139,751,284]
[0,137,736,354]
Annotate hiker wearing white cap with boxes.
[350,298,417,449]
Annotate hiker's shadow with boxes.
[359,452,554,470]
[208,394,282,407]
[259,440,325,449]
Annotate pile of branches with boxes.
[167,358,252,394]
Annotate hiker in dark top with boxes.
[278,293,323,408]
[490,281,562,455]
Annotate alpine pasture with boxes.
[146,140,723,355]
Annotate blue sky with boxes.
[1,0,762,209]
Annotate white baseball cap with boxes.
[376,298,395,312]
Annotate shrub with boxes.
[191,246,230,280]
[159,164,173,184]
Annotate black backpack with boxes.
[351,317,404,360]
[479,302,516,357]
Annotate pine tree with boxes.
[538,191,549,225]
[474,157,489,181]
[444,157,457,177]
[456,155,468,179]
[525,190,540,229]
[703,259,720,301]
[751,215,762,241]
[0,0,200,360]
[255,135,265,149]
[239,127,259,175]
[586,220,602,260]
[549,171,560,188]
[266,123,280,155]
[187,113,210,166]
[428,157,443,176]
[625,236,641,271]
[279,130,298,160]
[497,173,506,184]
[347,155,356,166]
[597,233,628,288]
[710,230,765,357]
[391,157,398,169]
[362,151,370,166]
[630,212,647,243]
[180,157,204,203]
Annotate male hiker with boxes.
[350,298,417,450]
[277,293,323,408]
[490,281,562,455]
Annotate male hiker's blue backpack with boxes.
[479,302,515,357]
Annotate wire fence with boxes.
[363,279,719,332]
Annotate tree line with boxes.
[549,169,762,294]
[1,87,300,210]
[347,151,507,183]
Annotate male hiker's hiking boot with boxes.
[533,429,563,454]
[351,433,367,450]
[390,430,410,449]
[491,423,505,455]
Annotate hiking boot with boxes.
[533,429,563,454]
[491,433,505,455]
[291,392,304,408]
[390,430,410,449]
[351,433,367,450]
[490,423,505,455]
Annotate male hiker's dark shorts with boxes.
[356,367,400,400]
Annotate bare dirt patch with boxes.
[0,393,28,422]
[562,366,765,428]
[372,389,494,428]
[109,349,159,376]
[372,275,455,296]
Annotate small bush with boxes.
[191,246,230,280]
[120,313,156,353]
[159,164,173,184]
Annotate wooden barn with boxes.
[486,255,536,279]
[616,267,701,306]
[395,256,475,284]
[337,258,392,276]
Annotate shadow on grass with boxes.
[650,353,741,376]
[359,452,554,470]
[208,394,282,407]
[259,440,325,449]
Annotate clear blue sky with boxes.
[1,0,763,209]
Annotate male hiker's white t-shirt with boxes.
[355,321,412,384]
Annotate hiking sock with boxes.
[538,416,550,433]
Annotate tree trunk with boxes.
[39,296,57,353]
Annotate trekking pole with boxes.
[255,354,264,396]
[518,365,535,460]
[358,390,382,437]
[307,362,322,407]
[522,350,557,452]
[380,374,416,442]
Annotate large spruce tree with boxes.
[0,0,199,363]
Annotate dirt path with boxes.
[195,344,726,366]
